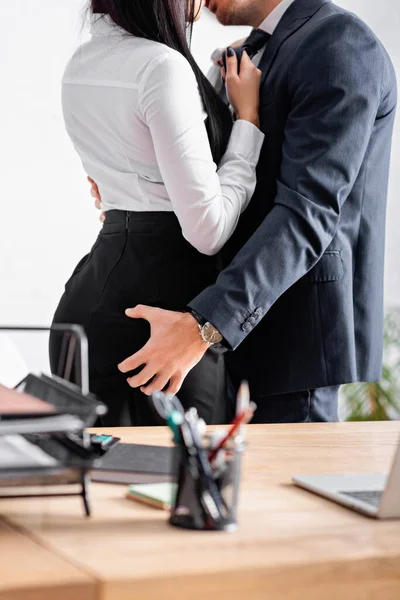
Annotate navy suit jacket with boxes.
[189,0,397,396]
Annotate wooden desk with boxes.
[0,518,95,600]
[1,422,400,600]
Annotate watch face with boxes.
[202,322,223,345]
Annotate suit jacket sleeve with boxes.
[189,14,389,350]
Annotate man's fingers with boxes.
[94,198,102,210]
[127,365,156,389]
[125,304,158,322]
[88,176,100,197]
[91,188,101,206]
[165,374,184,396]
[118,348,147,373]
[100,212,106,223]
[140,373,171,396]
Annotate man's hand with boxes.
[88,177,105,223]
[118,306,210,396]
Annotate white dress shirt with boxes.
[258,0,296,36]
[62,15,265,256]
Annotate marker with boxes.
[209,402,257,463]
[91,434,114,450]
[166,410,183,444]
[236,381,251,438]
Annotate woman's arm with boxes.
[138,50,264,256]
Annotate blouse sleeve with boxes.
[139,51,264,256]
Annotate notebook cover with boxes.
[92,471,173,484]
[126,482,177,510]
[91,443,176,484]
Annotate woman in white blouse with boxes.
[50,0,264,426]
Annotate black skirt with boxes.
[50,210,227,426]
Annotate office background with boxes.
[0,0,399,376]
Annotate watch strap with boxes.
[186,308,207,328]
[185,308,225,346]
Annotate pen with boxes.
[166,410,183,444]
[150,391,185,422]
[183,413,225,522]
[209,402,257,463]
[236,381,250,439]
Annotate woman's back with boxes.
[62,14,264,256]
[63,15,205,212]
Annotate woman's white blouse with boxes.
[62,15,265,255]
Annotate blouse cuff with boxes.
[226,119,265,165]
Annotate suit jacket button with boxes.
[242,322,251,331]
[254,307,263,318]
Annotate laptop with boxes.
[292,435,400,519]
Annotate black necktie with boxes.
[220,29,271,105]
[241,29,272,60]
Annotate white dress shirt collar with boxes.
[259,0,296,35]
[90,13,124,36]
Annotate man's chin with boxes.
[206,3,241,26]
[205,6,232,26]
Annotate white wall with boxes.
[0,0,399,375]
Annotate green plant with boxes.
[341,307,400,421]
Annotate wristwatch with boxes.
[187,308,224,346]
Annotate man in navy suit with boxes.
[118,0,397,423]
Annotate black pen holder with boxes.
[169,441,244,532]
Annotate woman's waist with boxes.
[99,210,222,272]
[101,209,182,235]
[84,162,172,216]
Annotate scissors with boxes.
[150,391,185,422]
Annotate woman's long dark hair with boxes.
[91,0,233,164]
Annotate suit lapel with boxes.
[259,0,332,86]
